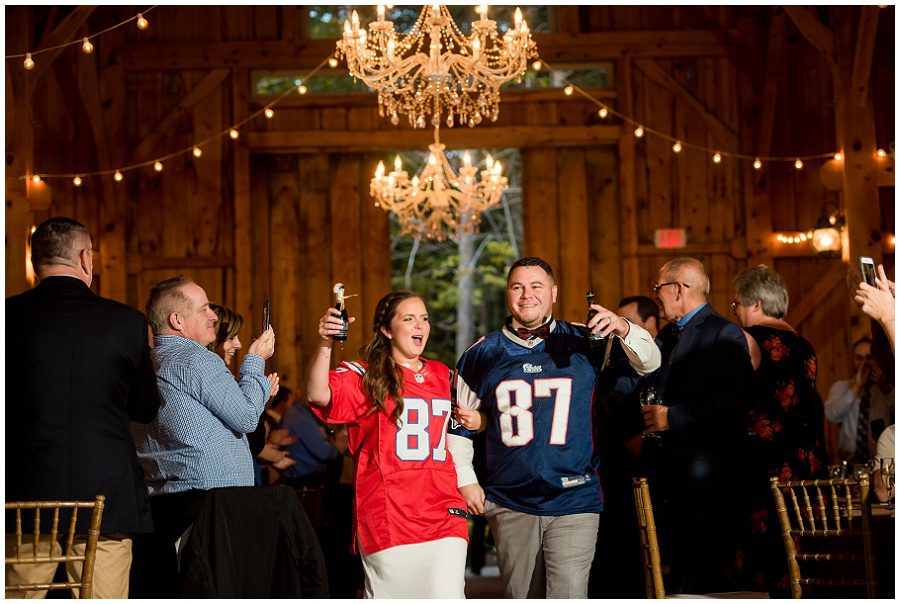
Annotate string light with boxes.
[136,13,149,30]
[753,158,762,170]
[328,57,339,68]
[598,106,608,119]
[877,148,887,158]
[563,85,574,96]
[776,231,812,245]
[672,141,682,153]
[229,128,239,139]
[23,53,34,70]
[634,126,644,138]
[794,158,804,170]
[82,38,93,54]
[834,152,843,161]
[114,170,123,182]
[713,152,722,164]
[297,83,308,95]
[264,107,275,119]
[153,161,163,172]
[192,146,203,158]
[532,60,542,71]
[31,175,41,184]
[73,176,82,187]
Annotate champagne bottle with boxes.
[586,290,604,346]
[333,283,349,342]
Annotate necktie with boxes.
[854,383,872,462]
[516,323,551,340]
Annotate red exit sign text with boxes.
[654,228,687,249]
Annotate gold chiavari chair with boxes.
[5,495,105,598]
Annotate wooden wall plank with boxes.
[617,58,640,295]
[360,154,392,340]
[522,149,560,274]
[329,155,364,365]
[232,68,254,366]
[269,163,302,385]
[586,147,623,306]
[556,149,590,323]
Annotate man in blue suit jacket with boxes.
[640,257,754,595]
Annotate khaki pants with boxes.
[484,500,600,598]
[5,534,132,598]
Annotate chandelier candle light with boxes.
[338,4,537,129]
[371,126,508,240]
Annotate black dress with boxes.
[735,325,828,594]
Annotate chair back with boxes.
[633,477,665,599]
[5,495,105,598]
[769,475,877,598]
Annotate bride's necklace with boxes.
[399,359,426,383]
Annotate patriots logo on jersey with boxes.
[522,363,543,374]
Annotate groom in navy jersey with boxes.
[447,257,661,598]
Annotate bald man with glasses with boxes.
[639,257,754,595]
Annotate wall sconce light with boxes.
[809,206,845,258]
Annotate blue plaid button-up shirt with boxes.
[132,335,270,495]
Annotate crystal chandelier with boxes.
[337,4,537,129]
[371,126,509,240]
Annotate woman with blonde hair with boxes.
[307,290,468,598]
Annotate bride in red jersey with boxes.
[307,290,469,598]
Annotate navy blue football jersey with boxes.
[450,319,604,515]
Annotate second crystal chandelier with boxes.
[338,4,537,129]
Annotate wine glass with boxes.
[640,387,661,439]
[879,458,895,513]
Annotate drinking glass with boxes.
[640,387,662,439]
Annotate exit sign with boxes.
[654,229,687,249]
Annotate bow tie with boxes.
[516,323,552,340]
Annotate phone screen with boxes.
[860,259,876,287]
[262,300,271,331]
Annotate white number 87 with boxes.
[395,397,452,461]
[495,378,572,447]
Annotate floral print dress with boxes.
[735,325,828,594]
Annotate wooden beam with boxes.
[818,155,894,190]
[633,57,738,148]
[618,57,640,296]
[120,30,744,71]
[131,68,229,161]
[756,7,786,164]
[31,6,96,82]
[784,6,835,64]
[232,68,254,364]
[850,6,879,108]
[787,263,846,327]
[248,125,619,152]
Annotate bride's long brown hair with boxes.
[361,290,422,423]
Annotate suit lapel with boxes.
[670,304,713,365]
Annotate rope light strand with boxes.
[540,58,844,165]
[7,6,160,61]
[16,56,332,182]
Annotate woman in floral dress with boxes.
[730,265,828,595]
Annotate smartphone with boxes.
[859,257,876,287]
[262,300,271,331]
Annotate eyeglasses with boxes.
[652,282,689,295]
[730,300,741,311]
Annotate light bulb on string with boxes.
[672,141,682,154]
[713,152,722,164]
[598,106,608,119]
[193,146,203,158]
[24,53,34,70]
[114,170,123,182]
[328,57,339,68]
[31,174,41,184]
[136,13,149,30]
[82,38,93,54]
[264,108,275,119]
[153,161,163,172]
[229,129,239,140]
[532,60,542,71]
[73,176,82,187]
[834,152,843,161]
[753,158,762,170]
[563,85,574,96]
[297,83,308,95]
[877,148,887,158]
[634,126,644,138]
[794,158,804,170]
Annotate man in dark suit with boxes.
[6,217,160,597]
[640,257,754,595]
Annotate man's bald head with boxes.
[660,257,709,301]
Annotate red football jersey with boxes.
[311,358,469,554]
